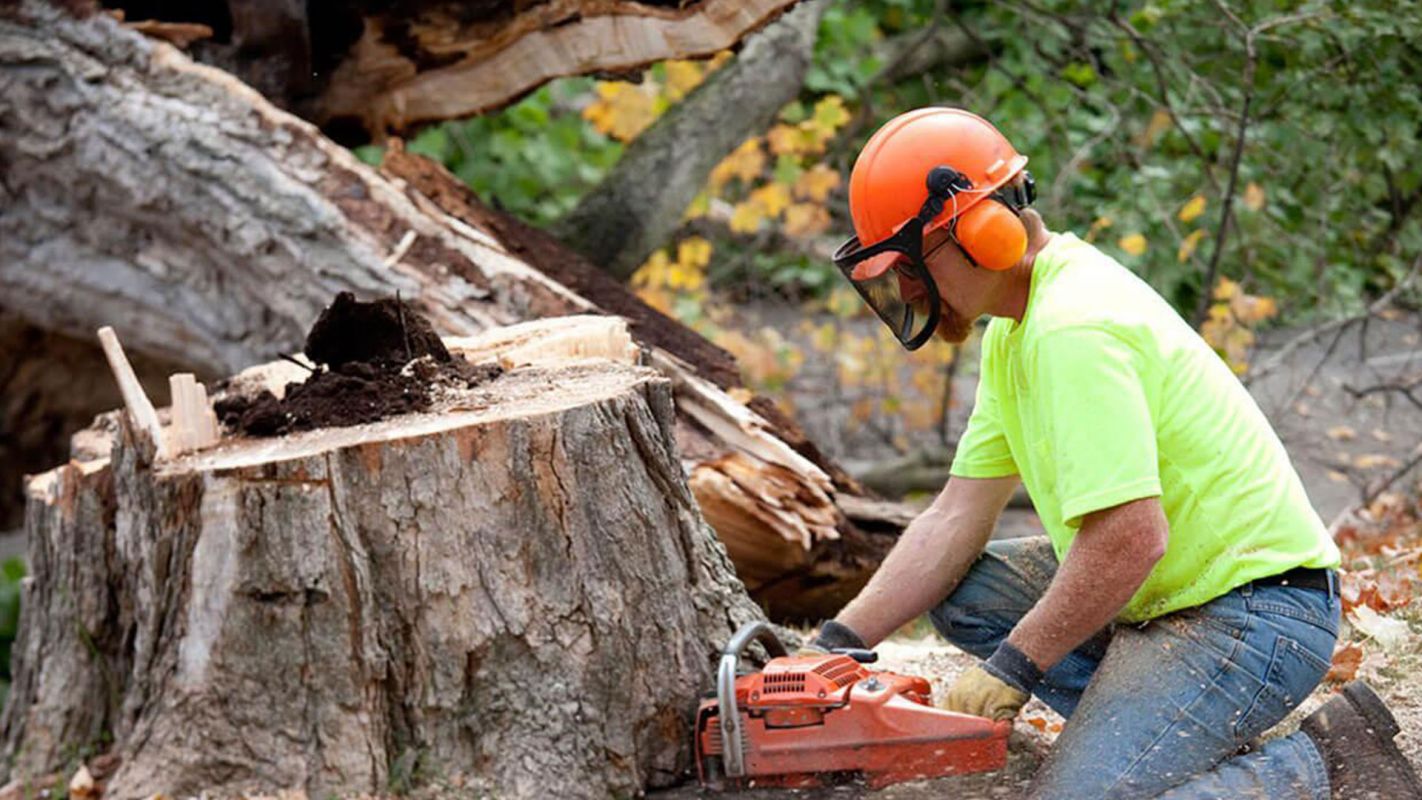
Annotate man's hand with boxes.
[942,665,1028,720]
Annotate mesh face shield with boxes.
[832,217,942,350]
[834,166,1035,351]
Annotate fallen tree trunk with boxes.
[0,1,903,621]
[3,332,764,798]
[101,0,802,140]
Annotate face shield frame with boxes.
[833,167,1036,351]
[832,216,943,350]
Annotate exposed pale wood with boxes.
[446,315,640,370]
[97,327,166,457]
[3,358,765,799]
[313,0,801,136]
[165,373,220,456]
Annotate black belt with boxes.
[1253,566,1335,594]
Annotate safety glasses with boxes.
[833,215,943,350]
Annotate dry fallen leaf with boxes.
[1325,642,1364,683]
[1355,453,1403,470]
[1327,425,1357,441]
[1350,605,1412,651]
[69,765,97,800]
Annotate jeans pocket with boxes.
[1233,633,1332,741]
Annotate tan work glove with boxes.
[941,665,1029,721]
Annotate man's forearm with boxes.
[1007,499,1167,672]
[834,476,1016,646]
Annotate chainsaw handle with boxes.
[721,620,788,660]
[716,621,786,778]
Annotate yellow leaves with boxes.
[663,60,708,101]
[729,201,764,233]
[1177,229,1207,262]
[584,53,732,141]
[682,191,710,221]
[793,164,841,203]
[1243,182,1266,212]
[1178,195,1207,223]
[582,82,658,142]
[731,182,793,233]
[784,203,831,237]
[632,237,712,296]
[710,138,766,190]
[765,97,851,156]
[677,236,712,270]
[1085,215,1113,242]
[1213,276,1240,301]
[751,183,791,219]
[1200,276,1279,374]
[767,124,811,156]
[1135,108,1173,148]
[1118,233,1148,256]
[712,327,802,391]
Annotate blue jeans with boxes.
[929,537,1340,799]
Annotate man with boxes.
[815,107,1421,798]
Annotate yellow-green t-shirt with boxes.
[950,233,1339,622]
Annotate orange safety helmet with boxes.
[848,108,1032,273]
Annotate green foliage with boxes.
[358,80,623,227]
[0,557,26,704]
[918,0,1422,320]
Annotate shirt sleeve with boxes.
[1031,325,1161,528]
[950,362,1018,479]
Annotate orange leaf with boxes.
[1325,642,1364,683]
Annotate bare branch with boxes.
[1248,255,1422,385]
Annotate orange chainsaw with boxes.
[695,621,1011,789]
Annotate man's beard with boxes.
[934,301,973,343]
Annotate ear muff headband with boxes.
[923,165,1033,272]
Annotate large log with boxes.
[0,1,905,621]
[2,337,764,798]
[103,0,801,139]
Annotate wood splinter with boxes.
[96,326,167,457]
[166,373,221,456]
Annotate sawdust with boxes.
[215,293,502,436]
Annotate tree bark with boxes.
[0,0,905,621]
[122,0,802,139]
[550,0,828,279]
[2,344,764,799]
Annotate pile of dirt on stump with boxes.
[215,292,501,436]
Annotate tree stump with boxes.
[2,357,763,799]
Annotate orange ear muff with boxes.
[954,201,1028,270]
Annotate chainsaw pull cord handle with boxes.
[716,621,788,778]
